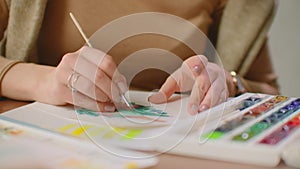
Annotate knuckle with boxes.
[60,53,77,68]
[95,89,109,102]
[196,74,210,86]
[95,70,106,81]
[61,53,74,63]
[96,102,106,112]
[101,59,114,71]
[79,46,93,55]
[80,46,89,51]
[82,81,93,94]
[99,96,109,103]
[197,55,208,65]
[206,63,216,72]
[199,83,207,92]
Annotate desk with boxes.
[0,100,293,169]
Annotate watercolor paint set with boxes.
[154,93,300,168]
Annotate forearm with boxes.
[1,61,54,101]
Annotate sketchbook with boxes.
[1,90,300,168]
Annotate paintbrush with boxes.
[69,12,132,110]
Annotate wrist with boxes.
[229,71,247,96]
[226,70,237,97]
[32,64,56,102]
[1,62,55,101]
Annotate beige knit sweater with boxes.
[0,0,279,94]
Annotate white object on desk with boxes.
[282,134,300,168]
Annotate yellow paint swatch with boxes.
[125,162,138,169]
[71,125,92,137]
[58,124,76,132]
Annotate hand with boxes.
[149,55,233,115]
[40,46,127,112]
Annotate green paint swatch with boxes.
[202,131,224,140]
[122,129,143,140]
[76,109,99,117]
[76,103,169,118]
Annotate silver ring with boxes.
[67,72,80,92]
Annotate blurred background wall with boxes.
[269,0,300,97]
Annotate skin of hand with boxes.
[148,55,235,115]
[47,46,128,112]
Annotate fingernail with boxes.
[193,65,201,75]
[105,105,115,112]
[191,104,198,115]
[199,104,208,112]
[117,82,128,94]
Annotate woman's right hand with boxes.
[39,46,127,112]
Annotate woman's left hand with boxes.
[149,55,235,115]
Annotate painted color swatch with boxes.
[58,124,143,140]
[260,112,300,145]
[76,103,169,118]
[203,96,287,140]
[233,98,300,142]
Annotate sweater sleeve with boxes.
[0,0,8,41]
[0,56,22,96]
[216,0,279,95]
[241,40,280,95]
[0,0,22,96]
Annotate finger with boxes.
[93,69,122,103]
[197,64,228,109]
[188,72,211,115]
[56,61,111,103]
[188,63,222,115]
[149,55,208,104]
[56,52,79,74]
[174,55,209,92]
[61,85,116,112]
[63,68,121,103]
[218,89,229,104]
[58,51,122,103]
[198,81,228,113]
[79,46,127,93]
[67,71,110,103]
[73,57,122,102]
[148,70,180,104]
[182,55,208,78]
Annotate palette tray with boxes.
[154,93,300,167]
